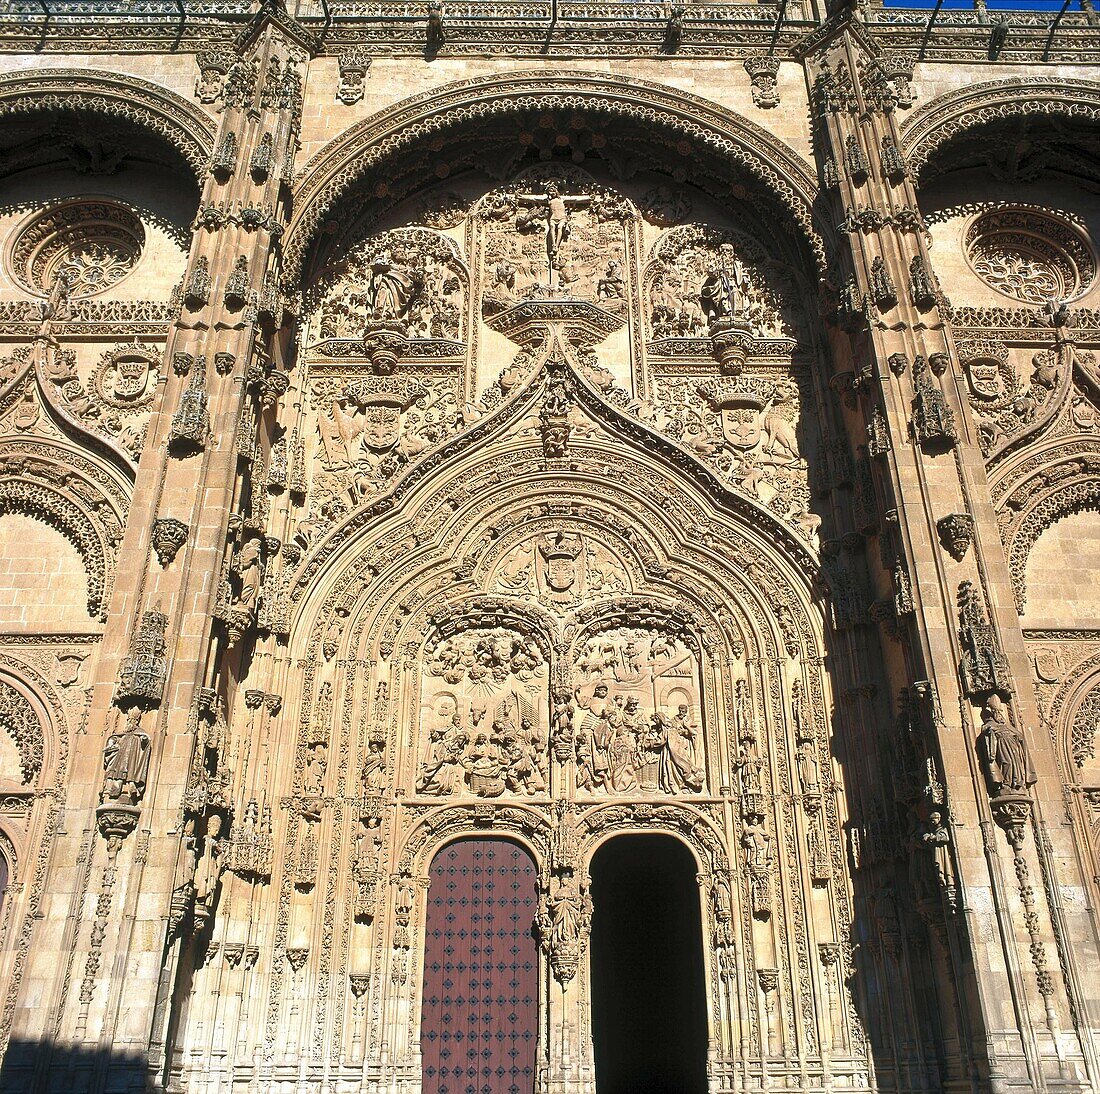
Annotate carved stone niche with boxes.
[314,226,468,354]
[646,223,794,352]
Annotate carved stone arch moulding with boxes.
[285,70,826,286]
[0,678,44,787]
[578,800,728,874]
[0,658,69,790]
[0,826,16,884]
[1042,652,1100,774]
[396,803,553,877]
[901,77,1100,186]
[0,439,130,622]
[0,69,216,185]
[288,351,821,622]
[991,439,1100,612]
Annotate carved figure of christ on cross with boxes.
[515,180,592,288]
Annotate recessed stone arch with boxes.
[397,803,553,878]
[285,70,827,287]
[0,68,216,189]
[0,439,129,622]
[0,661,67,791]
[902,77,1100,188]
[991,440,1100,614]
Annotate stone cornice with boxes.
[0,3,1096,61]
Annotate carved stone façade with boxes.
[0,4,1098,1093]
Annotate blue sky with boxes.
[883,0,1086,8]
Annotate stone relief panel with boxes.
[644,224,796,346]
[476,164,634,318]
[489,530,631,607]
[572,626,704,796]
[295,367,464,550]
[314,226,468,351]
[291,169,820,557]
[642,371,817,545]
[415,627,549,799]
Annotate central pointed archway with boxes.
[589,834,708,1094]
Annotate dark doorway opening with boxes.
[590,834,708,1094]
[421,838,539,1094]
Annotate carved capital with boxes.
[151,517,189,566]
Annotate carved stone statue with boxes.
[101,709,151,806]
[979,696,1036,795]
[367,248,421,322]
[516,180,591,268]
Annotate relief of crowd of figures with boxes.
[414,626,705,799]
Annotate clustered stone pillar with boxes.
[804,16,1097,1090]
[8,10,315,1085]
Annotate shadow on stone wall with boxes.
[1,1039,150,1094]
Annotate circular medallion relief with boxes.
[965,208,1096,306]
[9,200,145,298]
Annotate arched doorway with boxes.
[590,834,708,1094]
[421,838,539,1094]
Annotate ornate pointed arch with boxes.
[902,77,1100,187]
[288,351,820,629]
[0,436,130,621]
[0,68,216,186]
[0,660,66,790]
[285,70,826,286]
[990,437,1100,612]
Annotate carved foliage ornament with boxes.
[0,679,43,784]
[1071,683,1100,769]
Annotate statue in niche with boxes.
[366,248,421,322]
[699,256,751,326]
[315,227,466,342]
[647,225,792,340]
[979,695,1036,796]
[572,628,705,796]
[361,729,387,791]
[796,740,820,793]
[741,813,772,870]
[101,709,151,805]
